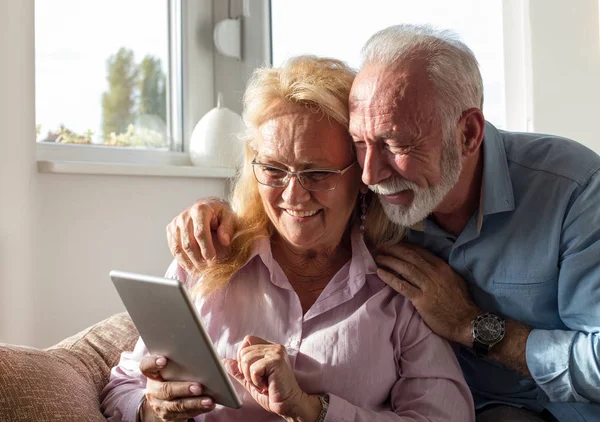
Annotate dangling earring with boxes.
[360,193,368,233]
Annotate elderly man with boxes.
[167,25,600,422]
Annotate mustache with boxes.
[368,177,420,195]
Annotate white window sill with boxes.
[35,143,237,179]
[37,160,236,178]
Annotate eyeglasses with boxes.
[251,160,357,192]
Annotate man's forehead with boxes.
[350,66,415,109]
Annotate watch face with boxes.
[474,314,505,345]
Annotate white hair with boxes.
[361,24,484,136]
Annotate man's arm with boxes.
[377,169,600,403]
[377,241,600,402]
[166,197,235,275]
[376,246,533,378]
[488,320,531,377]
[523,169,600,402]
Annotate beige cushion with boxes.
[0,312,138,422]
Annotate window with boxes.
[35,0,178,151]
[270,0,507,129]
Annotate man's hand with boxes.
[223,336,321,422]
[166,197,236,274]
[139,355,216,421]
[375,243,480,346]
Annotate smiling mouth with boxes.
[284,209,320,218]
[381,190,414,205]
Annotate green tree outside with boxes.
[101,48,138,141]
[138,55,167,124]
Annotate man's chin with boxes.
[380,199,427,227]
[380,201,419,227]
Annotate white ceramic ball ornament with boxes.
[189,93,245,168]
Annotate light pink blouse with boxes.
[101,229,474,421]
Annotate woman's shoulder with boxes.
[364,274,431,335]
[164,259,199,290]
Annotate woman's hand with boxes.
[139,355,216,421]
[223,336,322,422]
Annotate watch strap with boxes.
[472,338,490,357]
[135,395,146,422]
[315,394,329,422]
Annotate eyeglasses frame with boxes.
[251,159,357,192]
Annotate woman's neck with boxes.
[271,232,353,306]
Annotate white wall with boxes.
[33,175,226,347]
[528,0,600,151]
[0,0,228,348]
[1,0,37,347]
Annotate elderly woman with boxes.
[101,56,473,422]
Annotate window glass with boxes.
[271,0,506,128]
[35,0,172,148]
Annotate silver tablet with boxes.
[110,270,242,409]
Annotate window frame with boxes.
[36,0,533,173]
[35,0,219,171]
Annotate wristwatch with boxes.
[315,394,329,422]
[471,313,505,357]
[135,395,146,422]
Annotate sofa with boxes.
[0,313,138,422]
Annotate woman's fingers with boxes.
[249,359,269,393]
[143,375,216,421]
[146,395,215,420]
[225,356,267,395]
[147,379,205,401]
[235,339,288,395]
[139,355,167,381]
[238,348,264,392]
[224,358,245,385]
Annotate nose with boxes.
[281,174,311,205]
[361,145,394,186]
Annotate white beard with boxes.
[368,140,462,227]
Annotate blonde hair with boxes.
[193,55,404,296]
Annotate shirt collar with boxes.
[480,121,515,220]
[410,121,515,233]
[243,226,379,292]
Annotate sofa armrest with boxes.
[0,312,139,422]
[47,312,139,395]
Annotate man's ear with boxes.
[459,108,485,158]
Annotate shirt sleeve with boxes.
[324,308,475,422]
[526,168,600,403]
[100,337,149,421]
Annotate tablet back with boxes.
[110,270,242,409]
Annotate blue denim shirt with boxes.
[405,122,600,421]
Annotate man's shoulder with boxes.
[500,129,600,186]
